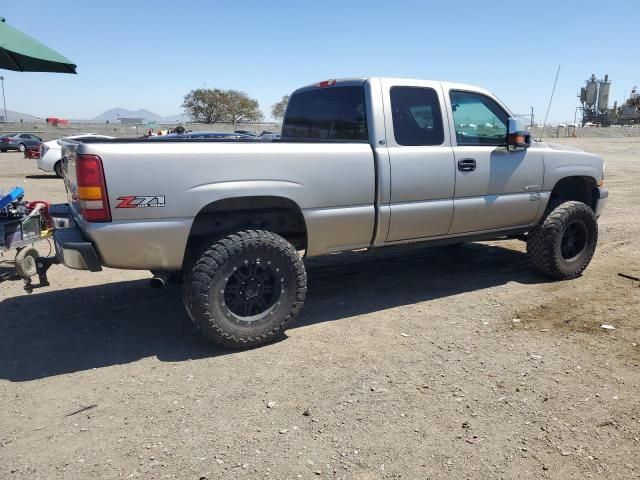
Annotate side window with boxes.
[390,86,444,146]
[282,86,368,141]
[449,91,508,146]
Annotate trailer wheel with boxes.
[183,230,307,349]
[15,247,39,279]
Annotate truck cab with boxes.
[284,78,603,246]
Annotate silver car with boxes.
[0,132,42,152]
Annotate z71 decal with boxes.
[116,195,166,208]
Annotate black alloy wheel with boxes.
[560,219,587,261]
[223,258,281,319]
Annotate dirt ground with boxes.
[1,138,639,480]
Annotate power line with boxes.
[539,65,561,141]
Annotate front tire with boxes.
[527,201,598,280]
[18,143,26,152]
[183,230,307,349]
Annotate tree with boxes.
[182,88,227,124]
[222,89,263,127]
[271,95,289,121]
[182,88,263,126]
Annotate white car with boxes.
[38,134,114,177]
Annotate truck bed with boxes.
[61,140,377,269]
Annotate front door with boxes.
[383,80,456,242]
[445,89,544,234]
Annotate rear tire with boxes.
[1,149,7,152]
[54,161,63,178]
[183,230,307,349]
[527,201,597,280]
[18,143,26,153]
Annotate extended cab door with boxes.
[381,79,456,242]
[443,87,544,234]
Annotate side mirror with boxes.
[506,118,531,151]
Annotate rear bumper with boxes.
[37,152,56,172]
[51,204,102,272]
[594,187,608,219]
[50,203,191,271]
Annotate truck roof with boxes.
[293,77,494,97]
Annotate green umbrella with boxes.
[0,17,76,73]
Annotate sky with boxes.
[2,0,639,123]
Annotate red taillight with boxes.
[76,154,111,222]
[315,79,336,88]
[1,137,11,142]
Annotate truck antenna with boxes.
[539,64,561,141]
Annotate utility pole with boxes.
[0,76,7,123]
[530,106,534,127]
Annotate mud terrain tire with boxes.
[527,201,597,280]
[183,230,307,349]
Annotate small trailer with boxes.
[0,187,57,291]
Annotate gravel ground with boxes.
[1,138,639,479]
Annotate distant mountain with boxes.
[92,108,162,122]
[1,109,41,122]
[161,113,190,123]
[91,108,189,123]
[0,107,189,123]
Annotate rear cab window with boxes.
[282,86,368,142]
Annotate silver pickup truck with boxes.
[53,77,607,348]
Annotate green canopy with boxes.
[0,17,76,73]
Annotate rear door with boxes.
[444,88,544,234]
[381,79,455,242]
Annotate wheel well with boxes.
[550,176,598,211]
[185,196,307,261]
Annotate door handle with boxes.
[457,158,476,172]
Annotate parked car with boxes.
[38,134,114,177]
[234,130,257,136]
[51,77,607,349]
[186,131,254,140]
[259,132,281,141]
[148,131,255,140]
[0,133,43,152]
